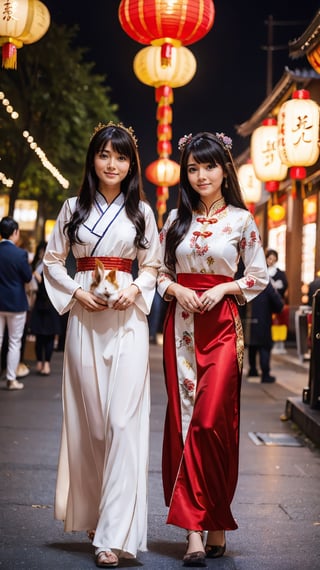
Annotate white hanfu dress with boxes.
[43,192,161,558]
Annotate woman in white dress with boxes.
[157,132,269,566]
[43,123,161,568]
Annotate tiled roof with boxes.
[289,9,320,58]
[236,68,319,137]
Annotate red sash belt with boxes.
[177,273,233,291]
[76,256,132,273]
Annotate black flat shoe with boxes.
[183,551,206,567]
[205,542,226,558]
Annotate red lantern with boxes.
[119,0,215,65]
[278,89,320,180]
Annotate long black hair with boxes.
[164,131,248,271]
[64,124,148,248]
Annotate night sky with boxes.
[43,0,319,208]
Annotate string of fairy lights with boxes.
[0,90,69,189]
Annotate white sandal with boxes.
[95,550,119,568]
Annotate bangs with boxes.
[188,138,222,165]
[96,128,133,159]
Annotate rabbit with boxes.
[90,259,119,307]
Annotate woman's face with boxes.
[187,153,224,206]
[94,140,130,191]
[266,253,277,267]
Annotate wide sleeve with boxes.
[235,212,269,303]
[43,199,81,315]
[157,209,178,301]
[131,202,161,315]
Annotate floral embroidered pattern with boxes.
[222,224,232,235]
[244,276,255,288]
[182,330,193,347]
[190,233,211,256]
[227,298,244,371]
[183,378,196,398]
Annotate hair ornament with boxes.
[91,121,138,147]
[178,133,193,152]
[214,132,232,151]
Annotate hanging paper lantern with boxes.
[278,89,320,180]
[119,0,215,66]
[0,0,50,69]
[269,204,285,222]
[307,44,320,73]
[133,45,197,87]
[145,158,180,186]
[237,161,262,213]
[251,118,288,192]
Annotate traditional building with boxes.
[235,10,320,314]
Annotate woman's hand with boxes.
[113,283,140,311]
[168,283,204,313]
[200,284,227,311]
[73,288,109,312]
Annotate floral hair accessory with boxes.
[178,133,193,152]
[91,121,138,147]
[214,132,232,151]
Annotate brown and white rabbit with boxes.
[90,259,119,307]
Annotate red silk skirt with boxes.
[162,273,243,531]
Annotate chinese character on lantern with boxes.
[0,0,50,69]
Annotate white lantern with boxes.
[133,45,197,88]
[251,118,288,192]
[277,89,320,180]
[238,161,262,212]
[0,0,50,69]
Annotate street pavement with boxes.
[0,342,319,569]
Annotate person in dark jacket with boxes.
[244,281,284,383]
[308,271,320,307]
[29,240,60,376]
[0,216,32,390]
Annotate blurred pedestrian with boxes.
[308,270,320,307]
[0,216,32,390]
[265,249,288,299]
[266,248,288,354]
[244,281,284,383]
[43,122,160,568]
[29,240,61,375]
[157,131,269,565]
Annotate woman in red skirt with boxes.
[157,131,269,566]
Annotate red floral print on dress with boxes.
[183,378,195,396]
[190,233,211,256]
[240,237,246,250]
[248,231,259,247]
[222,224,232,235]
[182,310,190,320]
[245,276,255,288]
[182,331,192,346]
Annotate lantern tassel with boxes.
[2,43,18,70]
[161,42,172,67]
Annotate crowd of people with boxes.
[1,122,319,569]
